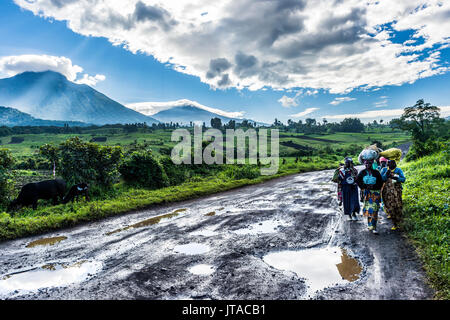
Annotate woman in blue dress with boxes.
[338,157,360,221]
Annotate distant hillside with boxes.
[0,71,159,125]
[0,105,88,127]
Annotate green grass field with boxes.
[401,146,450,299]
[0,127,410,159]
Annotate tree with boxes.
[210,117,222,129]
[390,99,445,160]
[339,118,364,132]
[390,99,441,142]
[40,137,123,188]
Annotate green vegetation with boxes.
[119,150,169,189]
[40,137,123,188]
[401,145,450,299]
[0,148,15,208]
[391,99,450,161]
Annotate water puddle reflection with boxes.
[188,264,215,275]
[106,209,186,235]
[0,260,102,296]
[26,236,67,248]
[233,219,289,235]
[173,243,210,255]
[263,247,362,295]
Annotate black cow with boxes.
[8,179,66,211]
[62,182,90,204]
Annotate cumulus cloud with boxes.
[74,73,106,86]
[329,97,356,105]
[0,54,105,86]
[13,0,450,93]
[126,99,245,118]
[278,95,298,108]
[278,90,304,107]
[290,107,319,118]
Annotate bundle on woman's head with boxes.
[358,144,384,164]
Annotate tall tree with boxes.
[390,99,441,142]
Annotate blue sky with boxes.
[1,0,449,124]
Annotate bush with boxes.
[159,156,190,186]
[14,157,51,170]
[406,139,444,161]
[221,164,260,180]
[119,150,169,189]
[0,149,15,209]
[40,137,123,188]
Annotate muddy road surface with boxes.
[0,169,433,300]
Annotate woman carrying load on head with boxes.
[380,159,406,230]
[357,159,384,234]
[338,157,360,221]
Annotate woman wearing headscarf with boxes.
[338,157,360,220]
[380,159,406,230]
[357,159,384,234]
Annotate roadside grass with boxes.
[0,157,339,242]
[401,147,450,299]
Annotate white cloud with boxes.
[330,97,356,105]
[323,105,450,121]
[278,95,298,107]
[126,99,245,118]
[290,107,319,118]
[12,0,450,94]
[373,96,389,108]
[0,54,105,86]
[74,73,106,86]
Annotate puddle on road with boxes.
[233,219,290,235]
[188,264,215,275]
[106,209,186,235]
[26,236,67,248]
[190,228,218,237]
[0,260,102,296]
[263,247,362,294]
[173,243,210,255]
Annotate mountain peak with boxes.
[0,71,159,125]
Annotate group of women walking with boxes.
[333,156,406,234]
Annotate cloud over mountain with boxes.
[14,0,450,93]
[0,54,105,86]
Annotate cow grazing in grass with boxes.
[62,182,90,204]
[8,179,66,211]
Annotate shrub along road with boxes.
[0,169,433,299]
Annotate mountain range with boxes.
[0,71,262,127]
[128,99,266,126]
[0,71,159,125]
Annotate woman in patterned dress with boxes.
[357,159,384,234]
[380,160,406,230]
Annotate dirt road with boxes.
[0,169,433,300]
